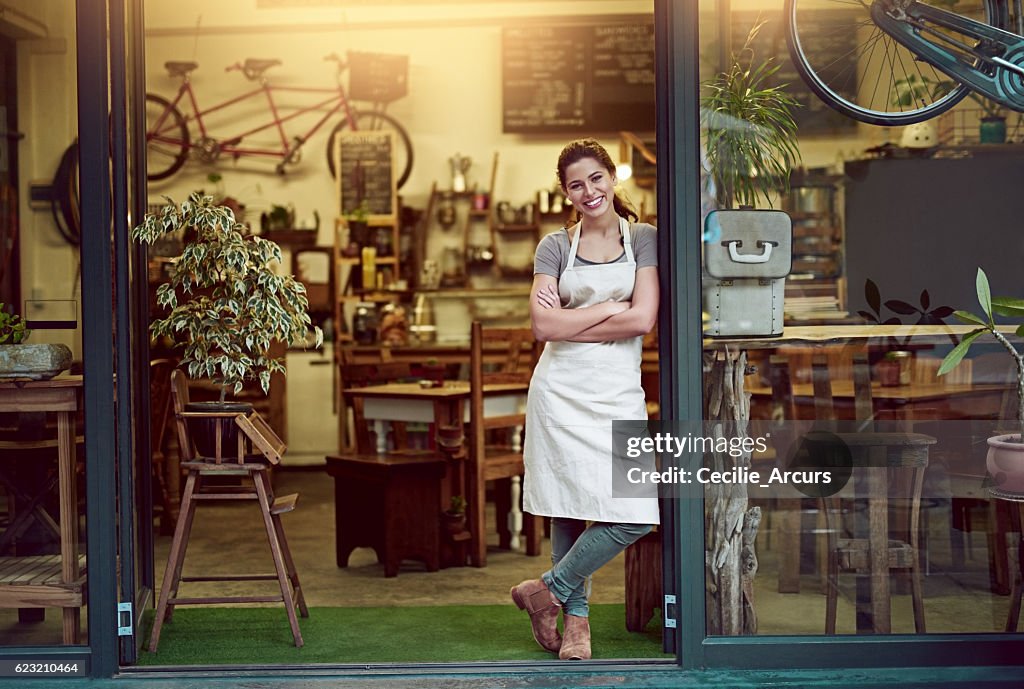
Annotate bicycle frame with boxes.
[873,0,1024,112]
[155,77,360,161]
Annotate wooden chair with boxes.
[329,361,451,576]
[467,321,542,567]
[767,354,805,594]
[819,353,932,634]
[149,358,177,535]
[339,361,417,453]
[149,370,307,652]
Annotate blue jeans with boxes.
[541,518,654,618]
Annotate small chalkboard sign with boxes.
[334,130,397,223]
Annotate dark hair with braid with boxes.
[556,138,638,224]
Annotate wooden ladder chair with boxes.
[148,370,307,652]
[818,353,932,634]
[467,321,543,567]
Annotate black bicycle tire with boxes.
[145,93,190,182]
[326,110,414,190]
[785,0,987,126]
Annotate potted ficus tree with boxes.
[938,268,1024,494]
[132,192,323,455]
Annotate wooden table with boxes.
[703,324,1018,635]
[0,375,84,644]
[342,380,528,540]
[746,380,1010,421]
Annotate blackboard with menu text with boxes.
[335,130,397,223]
[502,20,655,134]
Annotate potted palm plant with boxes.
[939,268,1024,494]
[133,192,323,455]
[701,20,802,209]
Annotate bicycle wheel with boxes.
[326,110,414,190]
[785,0,994,126]
[145,93,190,181]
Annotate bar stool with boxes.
[148,370,307,652]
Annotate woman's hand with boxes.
[535,283,562,310]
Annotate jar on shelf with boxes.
[374,228,393,257]
[352,302,378,345]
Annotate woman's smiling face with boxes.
[562,156,616,220]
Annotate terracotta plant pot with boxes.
[876,360,901,387]
[441,511,467,536]
[986,433,1024,494]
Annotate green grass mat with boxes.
[138,604,670,665]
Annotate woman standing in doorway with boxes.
[511,139,660,660]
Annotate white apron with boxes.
[523,217,660,524]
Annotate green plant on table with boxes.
[939,268,1024,439]
[132,192,323,400]
[345,200,371,225]
[0,303,30,344]
[701,19,802,208]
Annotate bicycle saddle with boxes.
[165,61,198,77]
[242,58,282,80]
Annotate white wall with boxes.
[8,0,79,351]
[142,0,659,244]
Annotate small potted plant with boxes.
[442,495,467,536]
[939,268,1024,494]
[0,303,72,380]
[132,192,323,454]
[261,203,295,234]
[344,200,371,249]
[420,357,446,387]
[895,75,1010,144]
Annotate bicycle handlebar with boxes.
[324,53,348,75]
[225,62,243,73]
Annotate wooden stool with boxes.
[994,489,1024,632]
[326,452,446,577]
[625,530,663,632]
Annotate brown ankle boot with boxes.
[559,614,591,660]
[510,579,562,652]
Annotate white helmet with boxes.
[900,120,938,148]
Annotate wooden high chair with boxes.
[467,321,543,567]
[148,370,307,652]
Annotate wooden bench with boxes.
[0,555,86,609]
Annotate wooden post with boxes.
[703,348,761,635]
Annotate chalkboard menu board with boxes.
[335,130,396,222]
[732,11,858,133]
[502,20,655,134]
